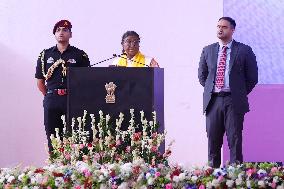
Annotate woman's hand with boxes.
[150,59,159,67]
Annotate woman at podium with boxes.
[112,31,159,67]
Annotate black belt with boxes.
[47,89,67,96]
[212,92,231,97]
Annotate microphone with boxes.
[89,54,121,67]
[115,53,149,67]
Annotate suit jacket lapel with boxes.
[229,40,239,71]
[212,43,219,71]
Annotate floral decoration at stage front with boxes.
[49,109,171,166]
[1,162,284,188]
[0,110,284,188]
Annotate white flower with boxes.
[100,168,109,177]
[137,174,144,182]
[211,178,220,187]
[7,175,15,183]
[257,169,267,175]
[35,174,43,183]
[18,173,25,182]
[71,174,76,181]
[145,172,151,179]
[55,177,64,187]
[22,186,29,189]
[235,178,242,186]
[30,176,37,184]
[120,163,132,177]
[99,175,105,182]
[100,184,108,189]
[226,179,234,187]
[273,176,279,183]
[0,177,5,183]
[173,175,179,182]
[191,175,198,182]
[5,174,10,180]
[178,173,186,181]
[118,182,129,189]
[76,161,89,172]
[258,180,266,188]
[206,181,213,189]
[106,114,110,124]
[147,177,154,185]
[139,186,147,189]
[276,183,284,189]
[246,180,251,188]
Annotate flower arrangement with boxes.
[1,162,284,188]
[49,109,172,166]
[1,110,284,188]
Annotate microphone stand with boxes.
[89,53,149,67]
[89,54,120,67]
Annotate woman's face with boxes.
[122,35,140,58]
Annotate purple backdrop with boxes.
[223,84,284,163]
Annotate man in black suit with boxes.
[198,17,258,168]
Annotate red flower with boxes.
[59,147,64,152]
[110,169,116,177]
[34,168,45,174]
[109,143,116,148]
[52,172,64,177]
[132,166,141,174]
[205,167,213,176]
[87,143,92,148]
[133,132,142,141]
[151,132,158,139]
[151,146,158,152]
[170,167,181,180]
[84,178,92,189]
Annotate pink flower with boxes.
[4,184,11,189]
[163,149,172,158]
[42,177,49,185]
[126,146,131,153]
[112,184,118,189]
[271,182,277,189]
[151,146,158,152]
[246,168,256,177]
[198,185,205,189]
[93,153,100,162]
[79,144,85,149]
[270,167,278,174]
[65,153,71,160]
[155,171,161,177]
[74,186,81,189]
[157,163,165,169]
[47,187,52,189]
[194,169,202,176]
[151,132,158,139]
[218,175,224,182]
[116,140,121,146]
[83,169,92,177]
[165,183,173,189]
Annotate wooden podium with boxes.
[67,67,164,133]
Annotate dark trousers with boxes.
[43,94,67,151]
[206,94,244,168]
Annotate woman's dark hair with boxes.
[219,17,236,29]
[121,31,140,45]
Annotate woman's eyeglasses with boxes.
[123,40,140,46]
